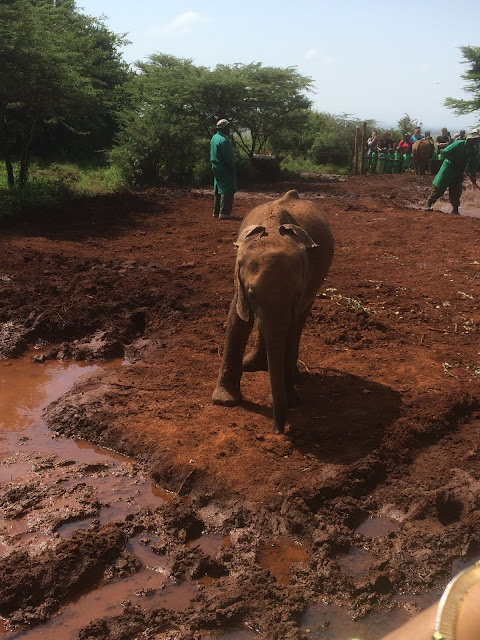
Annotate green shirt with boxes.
[433,139,478,190]
[210,131,237,194]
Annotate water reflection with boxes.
[301,600,409,640]
[355,517,400,538]
[257,538,310,584]
[0,357,98,433]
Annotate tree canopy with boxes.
[445,46,480,117]
[0,0,130,186]
[111,55,314,186]
[397,113,421,135]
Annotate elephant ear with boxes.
[279,224,319,249]
[233,224,265,248]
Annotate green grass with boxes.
[280,154,348,175]
[0,162,127,220]
[1,156,349,220]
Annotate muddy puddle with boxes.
[0,352,453,639]
[0,353,179,637]
[0,352,171,543]
[0,353,265,639]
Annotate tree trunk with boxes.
[5,157,14,189]
[18,117,36,188]
[0,104,15,188]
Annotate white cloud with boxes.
[305,48,319,61]
[160,11,208,35]
[304,48,336,65]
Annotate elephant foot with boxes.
[212,385,241,407]
[273,421,285,435]
[243,350,268,372]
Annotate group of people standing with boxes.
[365,127,435,175]
[365,129,419,174]
[365,126,480,214]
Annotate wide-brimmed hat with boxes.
[466,128,480,139]
[216,119,229,129]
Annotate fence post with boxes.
[354,127,360,175]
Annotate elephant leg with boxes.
[243,324,268,371]
[285,338,300,408]
[267,342,287,434]
[213,295,253,407]
[285,309,309,408]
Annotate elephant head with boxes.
[234,222,318,322]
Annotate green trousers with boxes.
[427,177,463,209]
[213,187,234,218]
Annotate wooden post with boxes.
[360,121,367,175]
[354,127,360,175]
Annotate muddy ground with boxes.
[1,174,480,639]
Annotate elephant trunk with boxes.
[261,315,289,434]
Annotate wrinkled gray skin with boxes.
[212,190,334,434]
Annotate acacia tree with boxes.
[111,55,313,186]
[397,113,421,135]
[445,46,480,117]
[0,0,129,187]
[206,63,313,157]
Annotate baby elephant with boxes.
[212,190,334,434]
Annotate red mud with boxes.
[1,174,480,639]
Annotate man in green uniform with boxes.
[425,128,480,214]
[210,119,237,219]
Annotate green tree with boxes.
[445,46,480,117]
[111,55,313,186]
[208,63,313,157]
[272,111,377,169]
[111,55,206,187]
[0,0,130,187]
[397,113,421,135]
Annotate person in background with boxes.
[425,128,480,214]
[392,147,402,173]
[378,147,388,174]
[459,129,466,140]
[210,118,237,220]
[423,130,433,142]
[367,130,379,155]
[397,133,413,172]
[378,131,395,154]
[365,131,378,174]
[401,148,412,172]
[411,127,423,143]
[436,127,451,154]
[397,132,413,155]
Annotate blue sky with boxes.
[79,0,480,134]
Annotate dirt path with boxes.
[1,175,480,639]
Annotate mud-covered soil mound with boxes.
[1,175,480,639]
